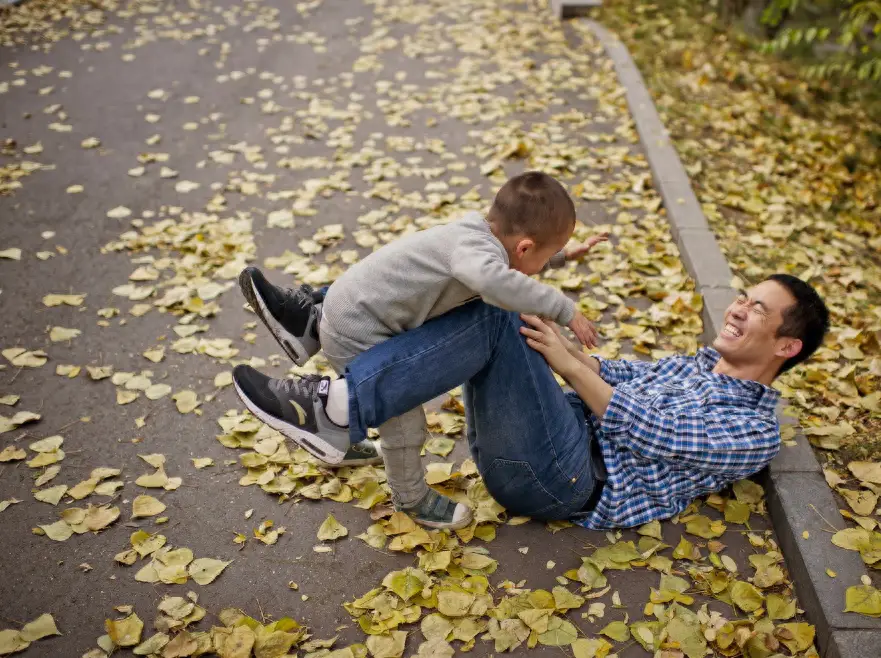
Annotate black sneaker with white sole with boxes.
[239,266,321,367]
[233,365,350,464]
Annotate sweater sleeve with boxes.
[450,233,576,325]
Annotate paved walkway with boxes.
[0,1,782,656]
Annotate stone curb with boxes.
[572,17,881,658]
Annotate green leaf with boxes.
[188,558,231,585]
[685,514,726,539]
[730,581,765,612]
[576,559,607,589]
[552,585,585,612]
[767,593,797,620]
[19,614,61,642]
[845,584,881,617]
[365,631,407,658]
[0,630,29,655]
[600,620,629,642]
[536,616,578,646]
[732,479,764,504]
[665,605,706,658]
[382,568,429,602]
[724,499,751,524]
[775,622,816,653]
[105,613,144,647]
[317,513,348,541]
[572,637,613,658]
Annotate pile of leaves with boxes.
[596,0,881,607]
[595,0,880,456]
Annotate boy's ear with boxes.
[515,237,535,256]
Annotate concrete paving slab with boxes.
[826,629,881,658]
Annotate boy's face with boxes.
[510,230,571,275]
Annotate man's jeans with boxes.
[343,300,600,520]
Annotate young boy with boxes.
[234,171,605,529]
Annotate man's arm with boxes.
[601,388,780,472]
[451,237,576,326]
[593,356,654,386]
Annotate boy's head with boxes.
[488,171,576,275]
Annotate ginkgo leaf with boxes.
[600,620,629,642]
[173,390,199,413]
[845,584,881,617]
[317,513,348,541]
[42,294,85,307]
[20,614,61,642]
[536,616,578,646]
[0,630,29,655]
[188,558,232,585]
[34,485,67,505]
[730,581,764,612]
[365,631,407,658]
[382,568,429,602]
[848,462,881,485]
[39,520,73,542]
[105,613,143,647]
[106,206,132,219]
[132,495,166,518]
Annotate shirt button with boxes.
[571,477,577,483]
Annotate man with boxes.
[233,274,828,528]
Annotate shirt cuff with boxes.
[601,387,634,436]
[594,357,630,385]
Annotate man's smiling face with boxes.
[713,279,803,373]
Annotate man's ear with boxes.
[777,337,802,360]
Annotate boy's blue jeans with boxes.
[343,300,599,520]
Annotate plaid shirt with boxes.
[578,348,781,529]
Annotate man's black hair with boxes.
[769,273,830,373]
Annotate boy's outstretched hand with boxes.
[568,312,599,349]
[564,233,609,262]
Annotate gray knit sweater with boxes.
[321,212,574,348]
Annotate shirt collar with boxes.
[696,348,780,416]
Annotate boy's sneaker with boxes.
[322,440,383,468]
[399,489,473,530]
[233,365,349,464]
[239,267,321,367]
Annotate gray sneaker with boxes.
[233,365,349,464]
[319,441,383,467]
[398,489,473,530]
[239,267,321,367]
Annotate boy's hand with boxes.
[567,312,599,349]
[564,233,609,262]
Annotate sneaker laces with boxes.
[272,374,324,400]
[284,284,314,310]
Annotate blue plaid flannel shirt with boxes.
[578,348,781,529]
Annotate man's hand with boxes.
[567,312,599,349]
[564,233,609,262]
[520,315,581,378]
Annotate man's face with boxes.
[712,280,801,370]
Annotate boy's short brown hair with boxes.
[487,171,576,244]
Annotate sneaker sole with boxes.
[413,506,474,531]
[239,270,311,367]
[233,378,347,465]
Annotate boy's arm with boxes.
[451,237,575,326]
